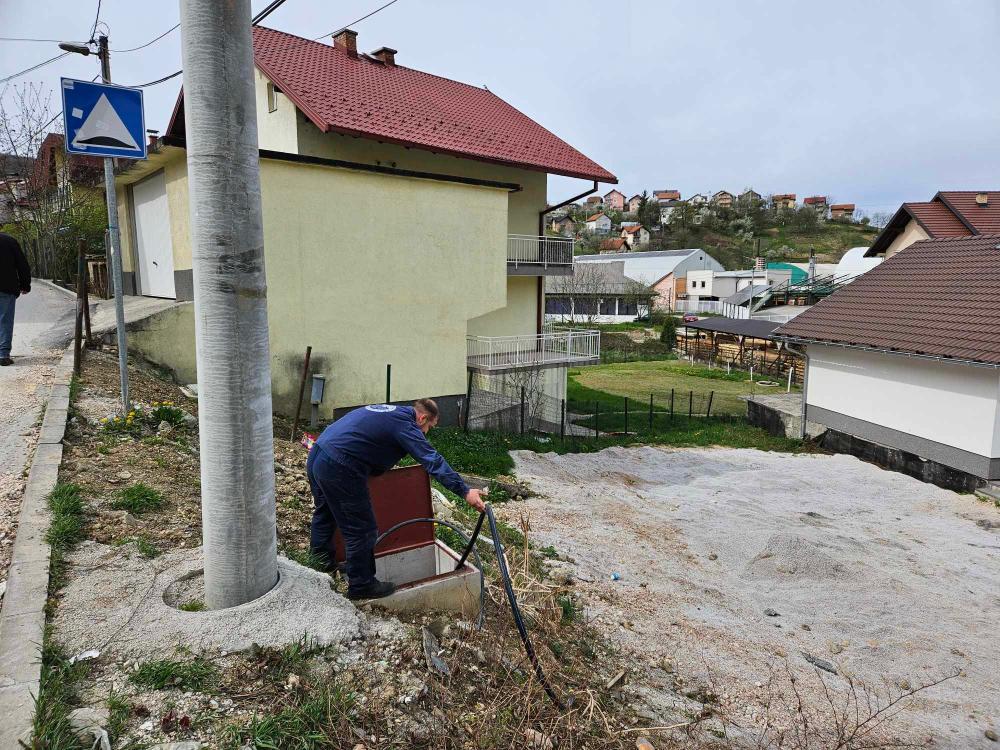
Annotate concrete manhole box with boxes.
[329,465,482,619]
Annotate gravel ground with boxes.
[0,283,73,586]
[503,446,1000,748]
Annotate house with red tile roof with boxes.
[776,234,1000,488]
[598,237,627,253]
[829,203,855,220]
[620,224,650,247]
[865,191,1000,258]
[772,193,797,210]
[585,212,613,234]
[654,189,681,203]
[803,195,828,212]
[112,26,615,425]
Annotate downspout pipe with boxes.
[785,343,809,439]
[535,180,600,334]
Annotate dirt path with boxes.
[0,283,73,584]
[502,446,1000,748]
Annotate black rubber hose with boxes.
[374,517,486,629]
[484,505,565,709]
[454,509,486,571]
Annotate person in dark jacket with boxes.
[307,398,487,600]
[0,232,32,366]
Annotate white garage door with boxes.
[132,171,176,299]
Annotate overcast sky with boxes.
[2,0,998,215]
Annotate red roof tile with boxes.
[599,238,626,251]
[776,234,1000,364]
[803,195,827,205]
[935,191,1000,235]
[245,26,615,182]
[586,213,607,222]
[622,224,644,234]
[903,201,971,238]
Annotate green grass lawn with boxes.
[568,360,798,417]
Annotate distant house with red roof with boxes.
[112,25,616,424]
[598,237,628,253]
[803,195,829,216]
[829,203,855,221]
[865,191,1000,258]
[585,212,613,234]
[604,189,626,212]
[620,224,650,247]
[654,189,681,203]
[772,193,797,210]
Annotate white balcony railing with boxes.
[467,329,600,371]
[507,234,574,269]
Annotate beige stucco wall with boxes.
[254,69,299,153]
[468,276,538,338]
[127,302,197,384]
[294,114,547,237]
[260,158,509,415]
[884,219,929,259]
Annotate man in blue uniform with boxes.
[307,398,486,600]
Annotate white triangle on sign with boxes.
[71,93,139,151]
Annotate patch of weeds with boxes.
[130,657,217,692]
[100,408,143,436]
[485,481,512,503]
[107,689,130,743]
[539,545,559,559]
[218,683,355,750]
[557,594,579,625]
[46,483,86,551]
[283,547,329,572]
[281,494,308,511]
[31,638,92,749]
[149,400,186,426]
[113,535,160,558]
[110,482,165,514]
[251,636,327,682]
[179,600,206,612]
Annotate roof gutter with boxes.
[538,180,599,236]
[776,335,1000,370]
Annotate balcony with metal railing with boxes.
[467,329,600,372]
[507,234,574,276]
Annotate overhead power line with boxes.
[315,0,401,39]
[111,24,180,53]
[132,69,183,88]
[0,37,66,44]
[89,0,103,41]
[0,51,71,85]
[252,0,289,25]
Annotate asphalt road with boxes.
[0,282,75,580]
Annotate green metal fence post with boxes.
[560,398,566,442]
[649,393,654,430]
[670,388,675,421]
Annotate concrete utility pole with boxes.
[179,0,278,608]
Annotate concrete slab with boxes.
[0,611,45,688]
[26,443,62,472]
[0,560,49,617]
[0,683,37,748]
[37,409,68,446]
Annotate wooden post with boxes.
[706,390,714,418]
[463,369,473,433]
[648,393,653,430]
[73,246,85,376]
[80,241,93,347]
[670,388,675,421]
[688,390,693,421]
[290,346,312,441]
[520,386,526,435]
[624,396,629,435]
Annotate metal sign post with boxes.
[61,37,147,414]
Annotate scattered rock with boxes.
[985,729,997,742]
[708,553,718,561]
[606,669,626,690]
[829,642,844,655]
[117,471,133,480]
[421,627,450,676]
[157,420,174,435]
[286,673,301,689]
[148,743,202,750]
[801,624,811,631]
[764,608,780,617]
[67,707,110,750]
[0,580,6,600]
[524,728,554,749]
[802,652,837,675]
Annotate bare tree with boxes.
[0,83,105,281]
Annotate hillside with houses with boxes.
[554,188,879,270]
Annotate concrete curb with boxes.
[0,344,74,747]
[31,277,76,298]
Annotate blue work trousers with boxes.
[306,445,378,590]
[0,292,16,359]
